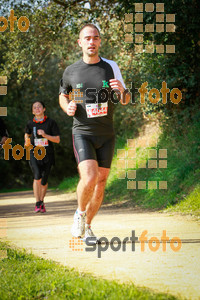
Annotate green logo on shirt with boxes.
[102,80,109,88]
[76,83,83,88]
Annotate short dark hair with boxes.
[79,23,100,37]
[31,101,46,112]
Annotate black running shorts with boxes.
[29,151,53,185]
[72,134,115,168]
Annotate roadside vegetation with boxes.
[0,241,179,300]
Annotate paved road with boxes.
[0,190,200,299]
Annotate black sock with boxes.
[36,201,41,207]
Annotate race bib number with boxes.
[34,138,48,147]
[86,103,108,118]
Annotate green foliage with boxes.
[166,183,200,215]
[0,241,178,299]
[58,175,79,192]
[0,1,80,189]
[105,104,200,213]
[116,0,200,112]
[0,1,128,190]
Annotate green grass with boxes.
[104,111,200,214]
[0,241,179,300]
[166,183,200,215]
[58,175,79,192]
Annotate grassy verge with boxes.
[104,129,200,213]
[165,183,200,216]
[105,111,200,215]
[0,241,179,300]
[58,175,79,192]
[58,133,200,216]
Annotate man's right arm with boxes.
[59,93,77,116]
[59,93,70,114]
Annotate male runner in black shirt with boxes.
[59,24,130,241]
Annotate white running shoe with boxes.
[71,210,86,238]
[83,224,98,243]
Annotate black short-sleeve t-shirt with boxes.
[59,57,126,136]
[25,118,60,156]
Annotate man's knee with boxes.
[82,174,98,188]
[78,160,99,187]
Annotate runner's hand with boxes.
[109,79,125,94]
[37,129,46,137]
[67,100,77,116]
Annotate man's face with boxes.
[78,27,101,57]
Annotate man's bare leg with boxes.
[71,160,99,237]
[72,161,110,238]
[86,167,110,224]
[77,160,99,211]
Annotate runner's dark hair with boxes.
[79,23,100,37]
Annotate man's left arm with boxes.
[108,61,131,105]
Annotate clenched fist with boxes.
[67,100,77,116]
